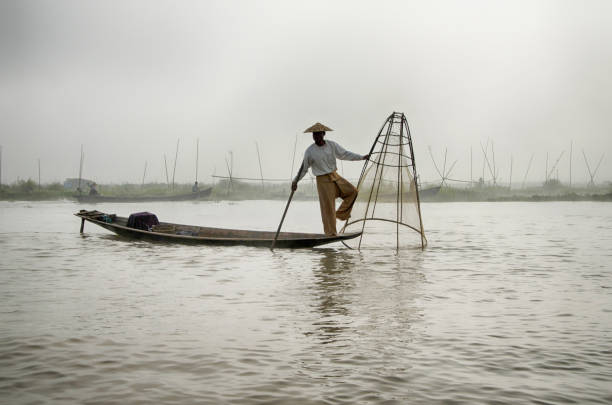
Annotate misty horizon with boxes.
[1,0,611,186]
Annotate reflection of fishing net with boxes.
[341,112,426,250]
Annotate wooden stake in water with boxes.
[583,150,593,185]
[164,154,170,189]
[470,146,473,187]
[545,151,565,183]
[480,141,495,185]
[442,148,447,186]
[142,161,147,186]
[569,140,573,188]
[522,153,534,189]
[224,153,233,194]
[172,139,179,190]
[491,141,498,186]
[508,155,513,190]
[583,150,605,186]
[255,141,264,192]
[427,146,446,186]
[482,138,489,183]
[78,145,84,195]
[195,138,199,184]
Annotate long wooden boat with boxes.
[74,187,212,203]
[75,210,362,248]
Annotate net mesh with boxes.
[341,112,426,250]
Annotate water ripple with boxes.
[0,201,611,403]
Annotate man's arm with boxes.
[332,140,369,161]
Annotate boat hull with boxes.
[76,211,361,249]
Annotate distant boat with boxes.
[64,177,95,190]
[73,187,212,203]
[419,185,441,198]
[75,210,361,248]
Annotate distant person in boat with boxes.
[192,181,199,192]
[292,122,369,236]
[89,182,98,196]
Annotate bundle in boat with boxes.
[341,112,427,250]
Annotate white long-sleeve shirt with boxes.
[293,140,363,183]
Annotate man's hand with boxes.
[363,154,370,160]
[291,181,298,191]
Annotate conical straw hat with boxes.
[303,122,333,133]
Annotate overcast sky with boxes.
[1,0,611,186]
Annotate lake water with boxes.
[1,199,611,404]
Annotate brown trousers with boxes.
[316,171,358,235]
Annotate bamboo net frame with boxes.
[340,112,427,250]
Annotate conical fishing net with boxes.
[341,112,427,250]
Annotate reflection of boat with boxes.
[74,188,212,203]
[419,186,441,198]
[75,210,362,249]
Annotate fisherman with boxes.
[192,181,199,192]
[89,182,98,196]
[292,122,369,235]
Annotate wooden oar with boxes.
[271,189,295,250]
